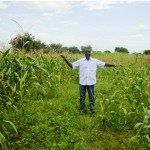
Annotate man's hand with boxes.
[115,64,123,67]
[105,63,122,67]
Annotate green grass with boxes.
[8,81,148,150]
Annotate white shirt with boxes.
[72,57,105,85]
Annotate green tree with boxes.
[81,45,92,53]
[10,32,34,52]
[33,39,47,50]
[115,47,129,53]
[10,32,49,52]
[143,50,150,55]
[50,43,62,53]
[69,46,80,53]
[104,50,111,53]
[60,46,69,52]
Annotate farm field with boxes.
[0,50,150,150]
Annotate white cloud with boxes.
[0,1,9,9]
[139,24,150,31]
[23,1,73,12]
[81,0,120,10]
[80,0,150,10]
[0,1,73,12]
[0,28,8,34]
[1,0,150,11]
[130,33,143,38]
[124,0,150,3]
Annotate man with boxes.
[60,49,121,115]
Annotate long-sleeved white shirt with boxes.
[72,57,105,85]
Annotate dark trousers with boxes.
[79,84,95,114]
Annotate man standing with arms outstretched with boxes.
[61,49,121,116]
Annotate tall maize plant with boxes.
[0,50,72,148]
[0,50,69,119]
[96,54,150,148]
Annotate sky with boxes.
[0,0,150,53]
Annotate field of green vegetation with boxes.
[0,50,150,150]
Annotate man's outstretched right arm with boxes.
[60,55,73,69]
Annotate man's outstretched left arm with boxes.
[105,63,122,67]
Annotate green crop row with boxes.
[0,50,149,150]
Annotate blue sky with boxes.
[0,0,150,53]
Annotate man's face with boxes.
[85,50,91,60]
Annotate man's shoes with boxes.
[90,112,95,117]
[81,110,86,115]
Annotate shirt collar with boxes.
[84,57,93,61]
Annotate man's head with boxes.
[84,49,91,60]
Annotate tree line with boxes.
[9,32,150,54]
